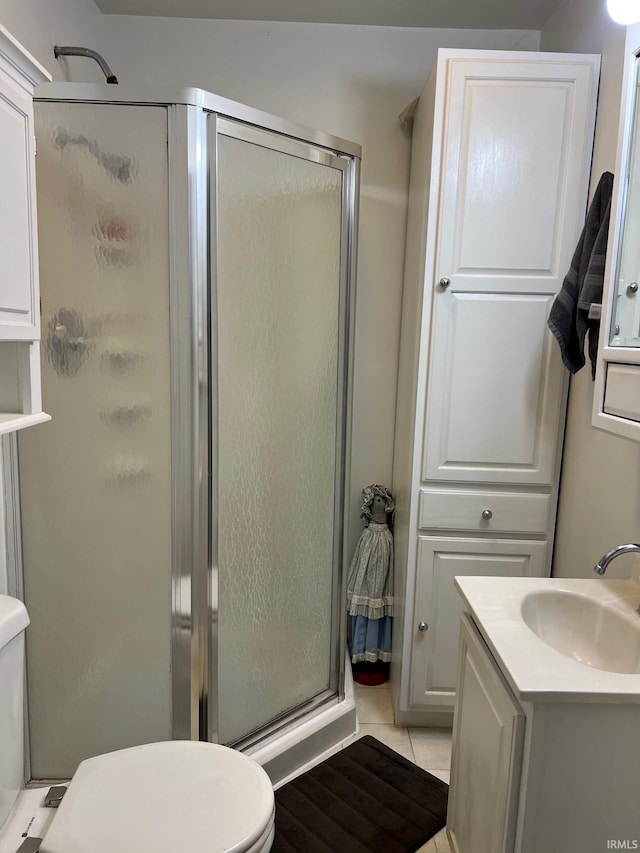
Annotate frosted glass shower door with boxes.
[213,120,349,744]
[18,102,173,778]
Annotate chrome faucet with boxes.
[593,543,640,575]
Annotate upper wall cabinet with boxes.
[0,25,51,432]
[593,31,640,440]
[0,25,49,338]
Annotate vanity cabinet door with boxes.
[448,613,525,853]
[409,536,545,709]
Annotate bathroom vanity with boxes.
[448,576,640,853]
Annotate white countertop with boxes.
[455,575,640,703]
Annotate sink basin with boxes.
[521,589,640,674]
[456,575,640,701]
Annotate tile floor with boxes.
[351,681,453,853]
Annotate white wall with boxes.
[101,16,540,550]
[541,0,640,579]
[0,0,104,81]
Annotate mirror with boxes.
[610,56,640,347]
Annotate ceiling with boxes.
[93,0,565,31]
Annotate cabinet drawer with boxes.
[418,488,549,534]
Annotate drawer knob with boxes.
[417,621,429,632]
[481,509,493,521]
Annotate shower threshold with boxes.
[244,653,356,788]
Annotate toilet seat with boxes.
[39,741,275,853]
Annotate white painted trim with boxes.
[0,412,50,434]
[0,24,50,87]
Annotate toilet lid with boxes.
[40,741,275,853]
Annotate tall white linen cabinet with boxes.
[392,50,600,725]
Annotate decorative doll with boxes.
[347,484,394,684]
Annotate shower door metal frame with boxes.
[168,102,211,742]
[6,85,360,759]
[205,113,359,747]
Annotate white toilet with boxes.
[0,595,275,853]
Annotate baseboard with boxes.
[395,708,454,728]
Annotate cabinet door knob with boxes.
[417,621,429,632]
[481,509,493,520]
[439,277,451,290]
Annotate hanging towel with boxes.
[548,171,614,378]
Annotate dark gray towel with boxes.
[548,171,614,378]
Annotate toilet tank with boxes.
[0,595,30,829]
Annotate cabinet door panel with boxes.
[438,58,597,295]
[423,291,563,483]
[448,614,524,853]
[452,83,566,279]
[409,536,545,708]
[421,57,598,487]
[603,363,640,421]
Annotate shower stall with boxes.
[12,85,359,782]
